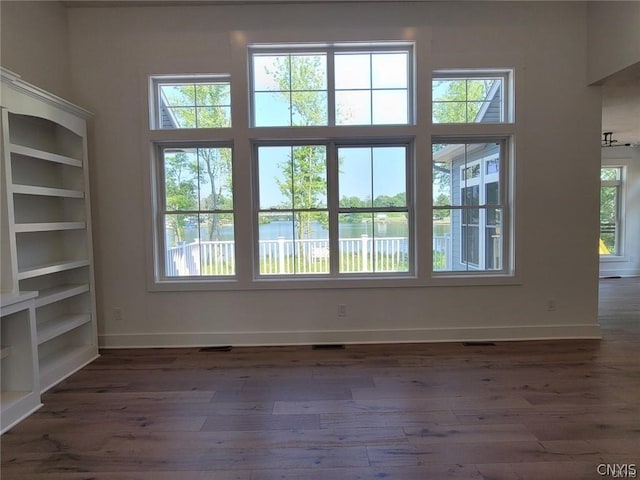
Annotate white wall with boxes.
[600,146,640,277]
[587,1,640,84]
[60,1,603,347]
[0,1,73,100]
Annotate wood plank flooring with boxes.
[2,278,639,479]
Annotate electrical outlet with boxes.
[113,308,123,322]
[338,304,347,317]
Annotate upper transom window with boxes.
[432,70,512,124]
[250,44,413,127]
[151,76,231,129]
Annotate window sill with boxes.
[149,272,520,292]
[599,255,629,263]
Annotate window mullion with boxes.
[327,48,336,126]
[327,142,340,276]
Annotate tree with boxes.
[164,152,198,244]
[267,55,328,239]
[432,79,495,123]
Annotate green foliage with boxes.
[432,79,494,123]
[164,152,198,243]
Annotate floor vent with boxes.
[199,346,233,352]
[312,344,346,350]
[463,341,496,347]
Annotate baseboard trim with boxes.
[99,324,602,348]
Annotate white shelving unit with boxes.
[0,291,42,434]
[1,68,98,410]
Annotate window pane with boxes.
[291,91,328,126]
[197,147,233,210]
[432,102,466,124]
[433,144,453,205]
[253,53,328,127]
[433,215,452,271]
[372,90,408,124]
[160,84,195,106]
[335,53,371,89]
[253,55,287,91]
[372,147,406,207]
[339,213,373,273]
[164,214,199,276]
[486,182,499,206]
[157,81,232,129]
[601,167,620,181]
[600,185,618,255]
[197,107,231,128]
[258,146,293,209]
[195,83,230,105]
[163,149,198,211]
[467,79,494,101]
[294,212,330,274]
[257,212,330,275]
[168,107,197,128]
[291,145,327,209]
[198,214,235,275]
[254,92,291,127]
[291,54,327,91]
[485,225,502,270]
[372,53,408,89]
[258,213,294,275]
[372,212,409,272]
[336,90,371,125]
[339,147,373,207]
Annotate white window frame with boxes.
[252,138,415,280]
[432,137,512,277]
[432,69,513,124]
[248,43,415,128]
[149,74,232,130]
[599,166,625,258]
[153,142,236,282]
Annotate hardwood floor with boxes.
[2,278,639,479]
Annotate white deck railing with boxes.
[166,235,451,276]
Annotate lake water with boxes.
[174,220,451,245]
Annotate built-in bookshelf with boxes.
[0,292,42,434]
[1,68,98,425]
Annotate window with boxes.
[338,145,409,273]
[256,144,329,274]
[148,52,516,287]
[600,167,623,256]
[157,145,235,278]
[432,141,508,273]
[432,70,511,124]
[151,76,231,129]
[254,141,412,277]
[250,44,413,127]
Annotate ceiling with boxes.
[601,62,640,147]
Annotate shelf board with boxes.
[39,345,98,393]
[37,313,92,345]
[17,260,90,280]
[0,346,10,360]
[35,284,90,308]
[12,184,84,199]
[14,222,86,233]
[9,144,83,168]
